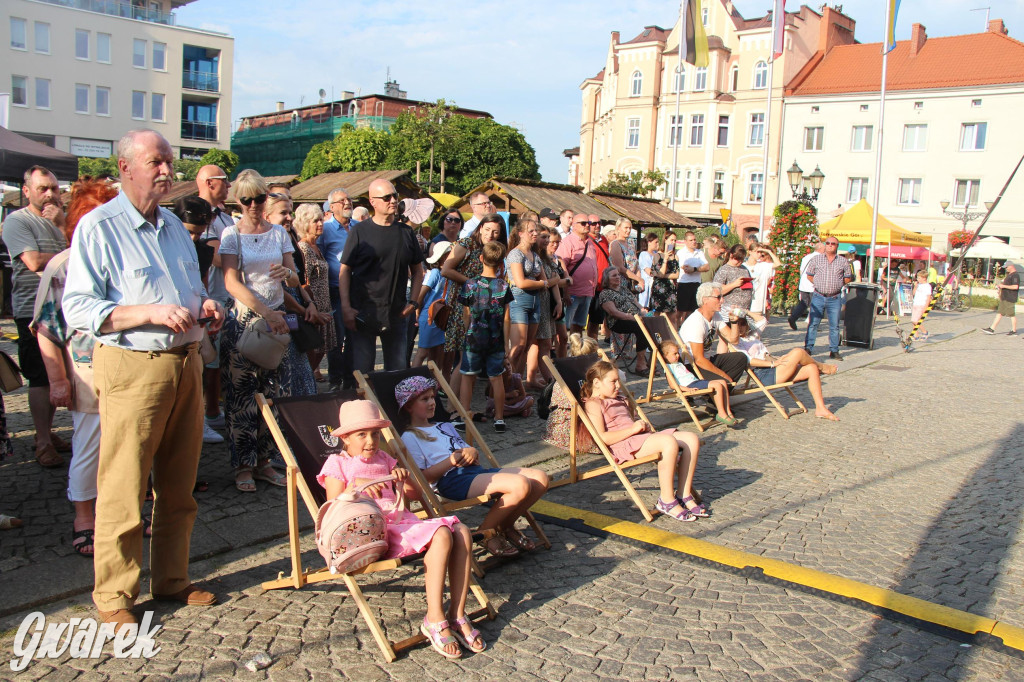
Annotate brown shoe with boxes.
[98,608,137,635]
[35,442,65,468]
[50,432,72,453]
[152,583,217,606]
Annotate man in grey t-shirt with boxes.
[1,165,69,467]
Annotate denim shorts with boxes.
[462,347,506,378]
[566,295,592,327]
[436,464,503,501]
[509,291,541,325]
[752,367,776,385]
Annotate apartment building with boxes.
[578,1,855,231]
[2,0,233,161]
[779,20,1024,250]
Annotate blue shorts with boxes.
[509,291,541,325]
[436,464,503,501]
[462,347,505,378]
[566,295,592,327]
[687,379,711,390]
[752,367,777,385]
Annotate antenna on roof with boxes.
[970,7,991,30]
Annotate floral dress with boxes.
[443,237,484,354]
[598,285,642,363]
[298,241,337,351]
[649,253,678,313]
[0,396,13,460]
[537,258,558,341]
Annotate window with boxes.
[684,170,693,200]
[11,75,27,106]
[10,18,27,50]
[626,118,640,148]
[717,115,729,146]
[748,113,764,146]
[898,178,922,206]
[713,171,725,201]
[903,124,927,151]
[672,170,682,199]
[75,29,89,59]
[851,125,873,151]
[75,84,89,113]
[689,114,704,147]
[748,172,764,202]
[730,66,739,92]
[847,177,869,203]
[96,87,110,116]
[672,67,684,93]
[132,90,146,119]
[695,169,703,201]
[960,123,987,151]
[753,61,768,89]
[668,115,683,147]
[97,33,111,63]
[153,42,166,71]
[35,78,51,108]
[34,22,49,54]
[804,126,824,152]
[152,93,165,121]
[971,98,982,107]
[630,70,642,97]
[954,179,980,207]
[913,101,923,110]
[694,67,707,91]
[133,39,146,68]
[702,6,709,26]
[811,105,819,113]
[860,104,869,112]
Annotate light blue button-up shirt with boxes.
[318,216,349,288]
[63,192,208,351]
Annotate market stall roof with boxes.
[288,169,428,204]
[589,191,699,228]
[818,199,931,247]
[0,126,79,182]
[949,236,1023,260]
[866,245,946,261]
[452,178,616,220]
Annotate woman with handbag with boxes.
[506,214,547,379]
[219,170,303,493]
[545,228,572,358]
[525,227,563,389]
[291,203,335,384]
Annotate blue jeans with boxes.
[327,288,353,387]
[805,291,842,353]
[566,294,592,328]
[349,313,409,375]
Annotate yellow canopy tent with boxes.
[818,199,931,247]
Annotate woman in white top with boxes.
[506,214,549,378]
[219,169,302,493]
[748,243,781,327]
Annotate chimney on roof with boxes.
[988,19,1007,35]
[611,31,620,45]
[276,101,285,112]
[910,23,927,56]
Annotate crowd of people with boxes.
[0,128,846,646]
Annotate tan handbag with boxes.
[0,351,23,393]
[237,317,291,370]
[200,332,217,365]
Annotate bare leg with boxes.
[633,433,684,515]
[989,313,1003,331]
[794,364,837,420]
[555,323,568,358]
[488,376,505,422]
[29,387,55,448]
[445,523,473,620]
[508,323,529,376]
[710,382,731,417]
[672,431,701,503]
[458,373,476,418]
[72,499,96,554]
[526,339,552,385]
[422,527,459,657]
[411,347,428,367]
[466,471,531,532]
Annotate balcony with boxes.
[182,70,219,93]
[181,121,217,142]
[34,0,176,25]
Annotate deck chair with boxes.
[633,314,716,432]
[542,351,663,521]
[355,362,551,553]
[661,313,807,420]
[255,391,495,662]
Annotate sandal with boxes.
[193,480,209,493]
[679,495,709,518]
[477,535,519,557]
[35,442,65,468]
[72,528,95,556]
[715,414,738,427]
[50,432,73,453]
[235,468,257,493]
[253,464,286,487]
[504,527,536,552]
[450,615,486,653]
[655,497,696,522]
[420,617,462,659]
[0,514,23,530]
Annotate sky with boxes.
[176,0,1024,184]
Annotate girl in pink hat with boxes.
[318,400,485,659]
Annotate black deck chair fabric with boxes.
[551,354,600,404]
[365,366,454,425]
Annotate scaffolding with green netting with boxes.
[230,115,393,177]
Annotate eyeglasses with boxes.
[371,193,399,203]
[206,175,227,181]
[444,216,462,223]
[825,241,839,246]
[706,294,723,300]
[330,198,351,206]
[239,194,267,206]
[471,200,494,207]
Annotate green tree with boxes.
[198,148,239,176]
[299,124,391,180]
[174,158,202,181]
[77,155,119,178]
[592,170,667,197]
[768,200,819,312]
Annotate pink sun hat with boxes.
[330,400,392,437]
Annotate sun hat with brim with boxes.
[330,400,392,437]
[395,376,438,411]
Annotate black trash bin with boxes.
[844,283,880,349]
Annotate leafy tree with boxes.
[299,124,391,180]
[768,200,819,312]
[198,148,239,177]
[174,158,202,181]
[77,155,119,178]
[593,170,667,197]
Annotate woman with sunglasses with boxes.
[428,209,463,260]
[219,170,302,493]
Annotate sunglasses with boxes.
[372,193,399,202]
[825,241,839,246]
[206,175,228,181]
[444,216,462,223]
[239,194,267,206]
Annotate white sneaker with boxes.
[202,421,224,444]
[205,412,225,430]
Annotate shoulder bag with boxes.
[234,233,293,370]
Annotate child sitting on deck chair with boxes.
[657,340,738,427]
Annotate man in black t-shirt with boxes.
[339,179,424,372]
[981,262,1020,335]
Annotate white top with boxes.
[401,424,470,486]
[218,224,294,309]
[667,362,700,387]
[734,335,769,360]
[913,282,932,306]
[798,251,818,293]
[750,261,775,314]
[458,216,482,240]
[679,311,728,358]
[677,246,706,284]
[637,251,654,307]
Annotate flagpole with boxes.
[669,0,685,212]
[867,1,893,285]
[757,6,778,242]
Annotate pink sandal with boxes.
[420,617,462,659]
[450,615,486,653]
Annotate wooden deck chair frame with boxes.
[542,350,662,522]
[632,314,716,432]
[255,392,496,662]
[354,362,551,555]
[660,313,807,419]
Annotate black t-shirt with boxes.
[194,238,215,284]
[340,218,425,320]
[1001,271,1020,302]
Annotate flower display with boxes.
[769,200,820,312]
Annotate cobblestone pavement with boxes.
[1,308,1023,679]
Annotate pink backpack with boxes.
[314,475,401,575]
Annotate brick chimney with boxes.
[910,23,927,56]
[988,19,1007,35]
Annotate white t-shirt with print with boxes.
[679,311,729,358]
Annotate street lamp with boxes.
[939,199,993,231]
[786,161,825,203]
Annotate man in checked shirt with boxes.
[804,237,852,360]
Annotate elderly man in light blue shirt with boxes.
[63,129,225,633]
[317,186,354,389]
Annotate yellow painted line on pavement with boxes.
[533,499,1024,652]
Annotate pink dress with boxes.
[589,395,676,464]
[317,450,460,559]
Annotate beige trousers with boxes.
[92,343,203,611]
